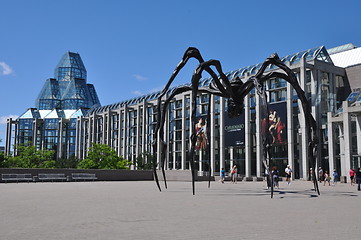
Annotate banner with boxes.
[262,102,287,144]
[195,116,207,150]
[224,113,245,147]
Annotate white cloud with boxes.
[132,74,148,81]
[131,86,164,97]
[0,62,13,75]
[149,86,164,93]
[0,115,18,124]
[131,90,143,96]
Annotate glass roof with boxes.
[355,94,361,104]
[327,43,356,55]
[55,52,87,81]
[19,108,40,119]
[44,109,64,119]
[87,90,164,115]
[63,110,77,119]
[36,52,100,111]
[346,91,360,102]
[18,108,85,120]
[87,45,334,116]
[39,110,52,118]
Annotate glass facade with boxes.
[43,118,58,151]
[76,44,354,179]
[12,52,100,159]
[55,52,87,81]
[18,119,33,145]
[36,52,100,110]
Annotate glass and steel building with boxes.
[5,52,100,159]
[327,44,361,178]
[73,44,360,180]
[5,44,361,181]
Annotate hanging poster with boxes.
[195,116,207,150]
[224,113,245,147]
[262,102,287,144]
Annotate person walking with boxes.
[285,165,292,184]
[333,169,339,186]
[271,166,279,189]
[356,168,361,191]
[231,165,238,184]
[349,169,355,186]
[220,168,225,183]
[323,171,331,186]
[265,168,271,189]
[318,167,324,183]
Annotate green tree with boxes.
[0,152,7,168]
[77,143,131,169]
[136,152,153,170]
[4,145,55,168]
[56,155,80,168]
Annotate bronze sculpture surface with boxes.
[152,47,319,197]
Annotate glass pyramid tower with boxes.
[36,52,100,110]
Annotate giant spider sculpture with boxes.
[152,47,320,197]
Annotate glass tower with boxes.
[36,51,100,110]
[10,51,101,159]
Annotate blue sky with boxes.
[0,0,360,144]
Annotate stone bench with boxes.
[38,173,67,182]
[71,173,97,181]
[1,173,33,183]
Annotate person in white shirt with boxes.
[285,165,292,184]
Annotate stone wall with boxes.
[0,168,153,182]
[0,168,216,182]
[346,64,361,90]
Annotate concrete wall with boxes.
[0,168,153,182]
[346,64,361,90]
[0,169,216,182]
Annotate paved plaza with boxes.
[0,180,360,240]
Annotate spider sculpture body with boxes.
[152,47,320,197]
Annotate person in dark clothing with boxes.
[355,168,361,191]
[271,166,279,189]
[264,168,271,190]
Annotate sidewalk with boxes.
[0,180,360,240]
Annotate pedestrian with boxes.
[285,165,292,184]
[349,169,355,186]
[231,165,238,184]
[333,169,339,185]
[271,166,279,189]
[318,167,324,183]
[265,168,271,189]
[220,168,225,183]
[323,171,331,186]
[356,168,361,191]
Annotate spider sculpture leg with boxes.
[249,53,320,195]
[155,86,193,191]
[153,49,230,193]
[260,90,275,198]
[152,85,197,191]
[206,98,212,188]
[152,47,207,191]
[247,76,275,197]
[154,47,319,198]
[227,54,319,196]
[186,60,238,194]
[154,85,221,194]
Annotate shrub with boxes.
[77,143,131,169]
